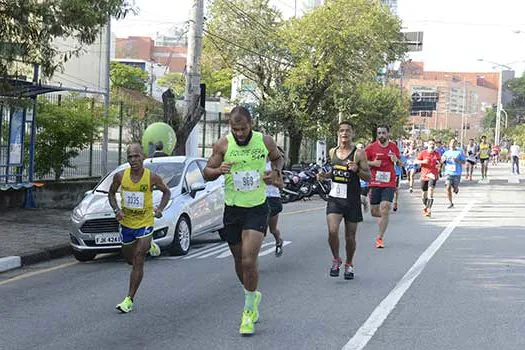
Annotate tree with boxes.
[110,62,149,93]
[504,74,525,126]
[157,72,185,97]
[506,124,525,148]
[0,1,135,80]
[427,128,456,143]
[35,98,104,180]
[205,0,406,164]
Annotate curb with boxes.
[20,245,72,266]
[0,256,22,273]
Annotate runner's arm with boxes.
[203,139,227,181]
[356,149,371,181]
[108,172,123,214]
[264,135,284,188]
[264,135,284,171]
[151,173,171,212]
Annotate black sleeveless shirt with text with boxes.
[328,147,361,207]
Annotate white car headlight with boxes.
[71,207,83,222]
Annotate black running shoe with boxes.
[275,239,283,257]
[344,265,354,280]
[447,203,454,209]
[330,258,342,277]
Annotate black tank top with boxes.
[329,147,361,206]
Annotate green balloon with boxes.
[142,122,177,156]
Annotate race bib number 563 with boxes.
[233,171,260,191]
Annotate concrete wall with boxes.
[0,181,98,210]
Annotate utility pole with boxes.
[184,0,204,157]
[495,69,503,145]
[102,17,111,175]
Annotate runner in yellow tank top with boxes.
[108,143,171,313]
[203,106,283,336]
[478,135,491,183]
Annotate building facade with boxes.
[399,62,500,143]
[115,36,186,73]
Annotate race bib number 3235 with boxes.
[123,191,145,209]
[233,171,260,191]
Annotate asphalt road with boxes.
[1,165,524,350]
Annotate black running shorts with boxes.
[221,201,269,245]
[326,200,363,223]
[267,197,283,217]
[369,187,395,205]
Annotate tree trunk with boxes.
[288,130,302,166]
[162,88,180,133]
[173,94,204,156]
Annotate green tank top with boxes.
[224,131,268,207]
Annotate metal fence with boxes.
[1,93,317,184]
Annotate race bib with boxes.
[329,182,347,199]
[446,163,456,172]
[123,191,145,209]
[375,171,391,183]
[233,171,260,192]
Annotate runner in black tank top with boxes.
[327,146,362,221]
[318,121,371,281]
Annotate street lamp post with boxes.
[477,58,513,145]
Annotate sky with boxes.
[112,0,525,76]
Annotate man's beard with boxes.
[378,136,387,144]
[233,130,253,146]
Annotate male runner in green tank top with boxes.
[203,106,283,336]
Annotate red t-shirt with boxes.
[417,149,441,180]
[365,140,400,188]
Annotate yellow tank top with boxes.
[479,143,490,159]
[120,168,154,228]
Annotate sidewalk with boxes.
[0,208,71,272]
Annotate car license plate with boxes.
[95,233,122,245]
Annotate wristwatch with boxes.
[113,207,121,214]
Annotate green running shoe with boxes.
[149,241,161,257]
[253,291,262,323]
[116,296,133,313]
[239,310,255,335]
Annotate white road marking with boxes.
[0,262,78,287]
[342,200,475,350]
[281,206,324,216]
[258,240,292,257]
[182,242,229,259]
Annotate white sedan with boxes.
[69,156,224,262]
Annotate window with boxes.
[184,162,205,190]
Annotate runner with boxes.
[491,144,501,166]
[356,143,370,213]
[319,121,370,279]
[265,148,285,257]
[415,139,441,217]
[392,152,406,212]
[108,143,171,313]
[203,106,283,336]
[404,141,419,193]
[510,141,521,174]
[478,135,491,183]
[435,140,447,178]
[442,139,466,209]
[365,125,400,248]
[465,138,478,181]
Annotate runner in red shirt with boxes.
[365,125,400,248]
[415,139,441,217]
